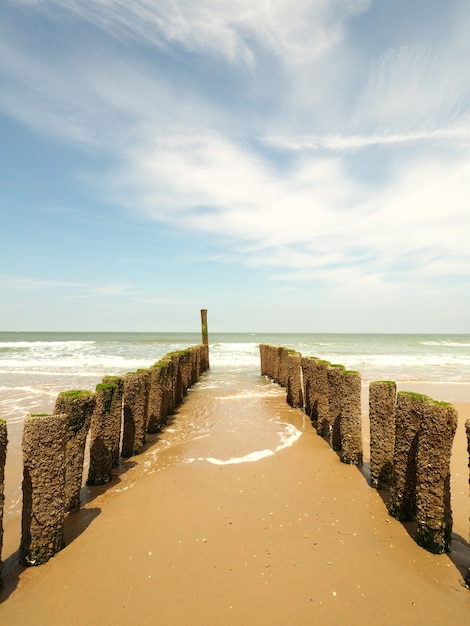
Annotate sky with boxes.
[0,0,469,333]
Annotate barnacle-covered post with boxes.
[369,381,396,490]
[87,377,123,485]
[55,390,96,512]
[20,413,67,566]
[0,420,7,586]
[416,400,457,553]
[340,370,363,465]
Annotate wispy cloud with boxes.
[0,275,87,290]
[22,0,372,66]
[1,0,469,330]
[132,296,194,305]
[265,126,470,152]
[90,283,135,296]
[1,275,139,298]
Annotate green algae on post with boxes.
[0,420,7,589]
[20,413,67,566]
[339,370,363,465]
[369,381,397,490]
[54,391,96,511]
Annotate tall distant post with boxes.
[201,309,209,369]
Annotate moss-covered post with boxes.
[0,420,7,587]
[259,344,269,377]
[278,347,289,388]
[55,390,96,513]
[389,392,425,522]
[171,353,184,407]
[466,419,470,585]
[190,345,200,386]
[20,413,66,566]
[201,309,209,369]
[328,364,345,452]
[121,370,150,458]
[87,377,123,485]
[160,355,176,418]
[369,381,396,490]
[200,343,210,376]
[301,357,315,421]
[147,363,166,434]
[313,359,331,437]
[340,371,363,465]
[178,349,193,396]
[416,400,457,553]
[286,351,303,409]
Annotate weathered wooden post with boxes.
[55,390,96,512]
[190,345,200,385]
[278,347,289,388]
[416,400,457,553]
[87,377,123,485]
[466,419,470,585]
[340,370,363,465]
[389,392,424,521]
[286,351,303,408]
[302,357,331,437]
[0,420,7,587]
[201,309,209,369]
[147,362,167,434]
[259,344,269,377]
[179,348,193,396]
[20,413,66,566]
[170,353,184,407]
[269,345,279,382]
[160,355,176,418]
[369,381,396,490]
[121,370,150,458]
[328,364,345,452]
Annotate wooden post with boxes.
[0,420,7,587]
[369,381,396,490]
[201,309,209,369]
[20,413,67,565]
[54,390,96,513]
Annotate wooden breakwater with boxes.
[0,344,209,583]
[260,344,468,561]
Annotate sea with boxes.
[1,331,470,551]
[1,331,470,434]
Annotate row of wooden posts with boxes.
[0,344,209,586]
[259,344,468,558]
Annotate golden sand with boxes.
[0,375,469,624]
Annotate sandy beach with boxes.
[1,371,469,625]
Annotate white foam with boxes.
[0,340,95,349]
[205,449,275,465]
[274,422,302,451]
[203,421,302,465]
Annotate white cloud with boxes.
[266,126,470,152]
[0,275,86,290]
[1,0,469,321]
[20,0,371,66]
[90,283,135,296]
[102,130,470,295]
[354,45,470,134]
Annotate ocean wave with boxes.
[0,385,58,396]
[420,340,470,347]
[0,340,95,349]
[0,356,155,372]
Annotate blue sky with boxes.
[1,0,469,333]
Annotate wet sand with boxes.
[1,373,469,624]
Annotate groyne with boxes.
[0,422,6,588]
[0,343,209,585]
[259,343,467,560]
